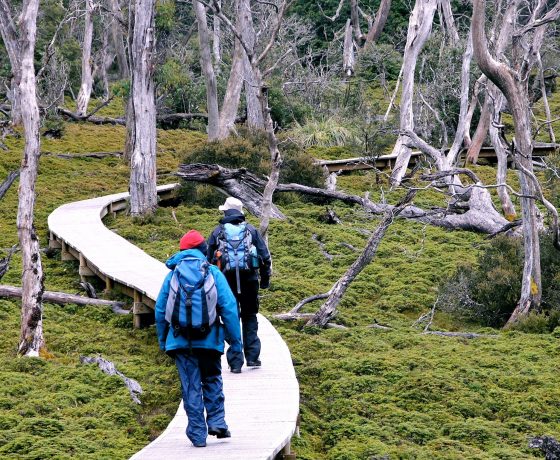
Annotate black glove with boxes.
[259,276,270,289]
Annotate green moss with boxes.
[1,121,559,459]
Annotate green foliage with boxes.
[355,43,403,82]
[156,0,177,33]
[180,129,324,206]
[42,115,66,139]
[439,234,560,328]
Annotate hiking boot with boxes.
[230,367,242,374]
[246,360,261,367]
[208,427,231,438]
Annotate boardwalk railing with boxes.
[47,185,300,459]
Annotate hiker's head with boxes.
[218,197,244,214]
[179,230,207,254]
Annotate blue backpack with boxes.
[165,257,217,341]
[215,223,259,293]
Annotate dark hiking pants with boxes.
[224,276,261,369]
[175,350,227,445]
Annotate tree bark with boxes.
[195,0,220,141]
[110,0,129,79]
[465,96,491,164]
[306,191,416,327]
[343,18,355,76]
[389,0,437,185]
[240,0,264,130]
[12,0,45,357]
[466,2,517,164]
[0,1,22,125]
[472,0,542,326]
[129,0,157,217]
[76,0,95,117]
[488,93,516,219]
[365,0,391,45]
[177,163,285,219]
[217,0,244,139]
[438,0,459,46]
[212,0,221,69]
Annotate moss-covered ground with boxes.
[1,114,560,459]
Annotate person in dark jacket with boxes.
[155,230,242,448]
[207,197,272,373]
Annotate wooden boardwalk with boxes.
[47,185,300,460]
[316,142,558,173]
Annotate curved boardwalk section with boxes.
[47,185,300,460]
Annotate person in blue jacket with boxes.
[155,230,242,448]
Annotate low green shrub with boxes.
[438,234,560,328]
[180,129,324,207]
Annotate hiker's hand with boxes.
[260,277,270,289]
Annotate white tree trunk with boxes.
[472,0,542,325]
[240,0,264,130]
[76,0,95,116]
[466,2,517,164]
[365,0,391,45]
[195,0,220,141]
[343,18,355,76]
[389,0,437,185]
[110,0,129,79]
[488,91,516,219]
[217,0,244,139]
[258,83,282,242]
[15,0,44,356]
[438,0,459,46]
[129,0,157,217]
[212,0,221,69]
[0,2,22,125]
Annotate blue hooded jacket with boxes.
[155,249,242,354]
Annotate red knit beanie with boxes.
[179,230,205,250]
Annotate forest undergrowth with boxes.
[0,119,559,459]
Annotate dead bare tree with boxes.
[472,0,560,326]
[200,0,292,239]
[76,0,95,116]
[128,0,158,217]
[0,0,45,356]
[109,0,129,79]
[389,0,438,186]
[295,190,416,328]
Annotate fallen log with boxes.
[0,170,19,200]
[0,284,130,315]
[177,163,285,219]
[43,151,123,159]
[0,246,18,281]
[80,355,142,404]
[177,163,510,234]
[423,331,498,339]
[56,106,125,125]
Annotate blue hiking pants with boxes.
[175,350,227,445]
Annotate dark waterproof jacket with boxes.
[207,209,272,281]
[155,249,242,355]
